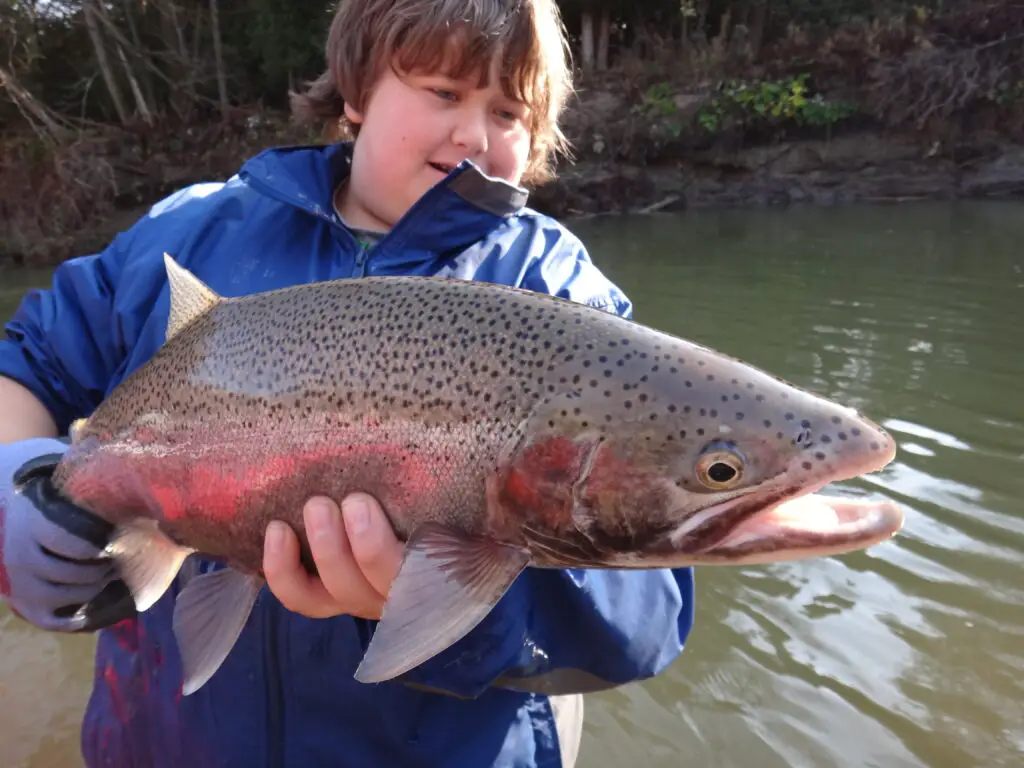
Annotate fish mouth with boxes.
[690,491,905,565]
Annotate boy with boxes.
[0,1,695,765]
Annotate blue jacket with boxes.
[0,143,695,768]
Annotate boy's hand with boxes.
[262,494,403,620]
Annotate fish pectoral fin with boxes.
[354,523,531,685]
[173,567,263,696]
[105,519,194,612]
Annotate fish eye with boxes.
[695,442,745,490]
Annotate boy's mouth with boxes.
[428,162,456,176]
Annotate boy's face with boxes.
[339,52,532,232]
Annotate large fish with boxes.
[52,255,902,696]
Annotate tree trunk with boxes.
[117,43,153,125]
[158,0,197,118]
[580,11,595,72]
[83,0,130,124]
[209,0,229,124]
[749,0,770,59]
[597,9,610,71]
[121,0,157,110]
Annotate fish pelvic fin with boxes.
[354,523,531,685]
[105,519,194,612]
[173,566,263,695]
[163,252,222,341]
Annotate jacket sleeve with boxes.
[0,237,133,433]
[0,184,212,433]
[389,229,696,698]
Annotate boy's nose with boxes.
[451,110,489,156]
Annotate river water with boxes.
[1,200,1022,767]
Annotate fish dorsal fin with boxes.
[163,253,221,341]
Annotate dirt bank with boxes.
[3,88,1023,268]
[533,133,1024,218]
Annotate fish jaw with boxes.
[614,481,904,568]
[691,492,905,565]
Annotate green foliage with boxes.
[986,80,1024,106]
[638,82,683,138]
[697,75,859,134]
[770,0,951,27]
[229,0,334,101]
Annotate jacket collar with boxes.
[238,142,530,268]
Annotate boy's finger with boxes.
[342,494,404,600]
[304,496,384,619]
[263,520,338,618]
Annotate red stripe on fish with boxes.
[63,433,445,528]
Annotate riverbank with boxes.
[4,1,1023,266]
[3,81,1023,267]
[533,132,1024,219]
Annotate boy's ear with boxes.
[344,101,364,125]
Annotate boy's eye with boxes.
[432,88,458,101]
[495,104,527,123]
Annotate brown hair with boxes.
[290,0,573,185]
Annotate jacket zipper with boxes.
[264,602,285,768]
[353,243,370,278]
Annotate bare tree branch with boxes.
[209,0,229,124]
[83,0,130,124]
